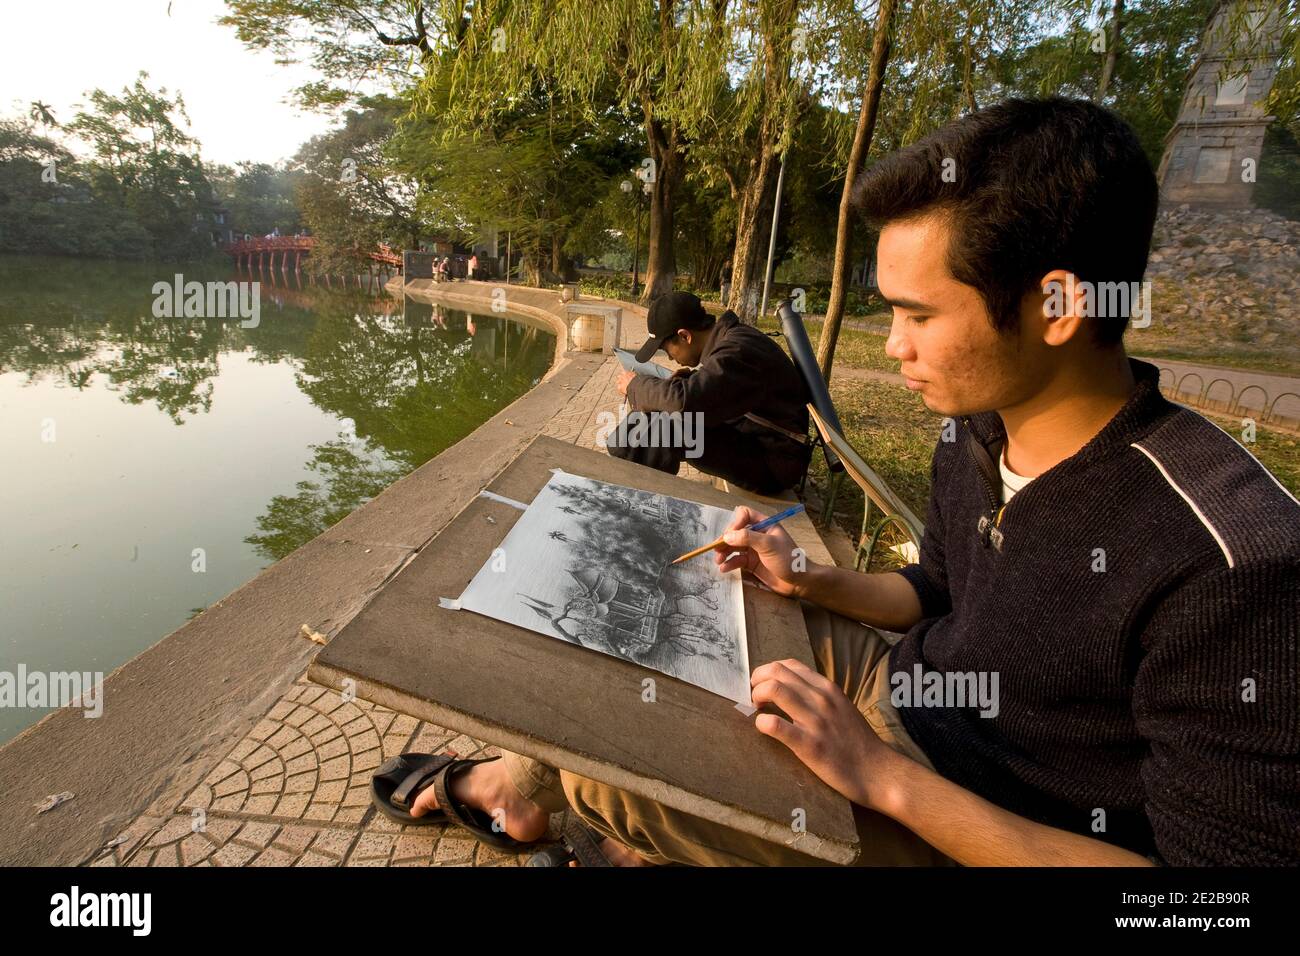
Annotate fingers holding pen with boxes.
[714,508,766,571]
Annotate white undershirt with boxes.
[999,446,1034,503]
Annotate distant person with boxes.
[719,259,732,307]
[609,291,812,496]
[468,253,479,281]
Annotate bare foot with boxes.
[409,758,550,843]
[567,836,658,867]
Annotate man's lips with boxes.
[902,372,926,390]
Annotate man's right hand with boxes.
[713,506,815,599]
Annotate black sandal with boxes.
[371,752,456,826]
[370,751,534,851]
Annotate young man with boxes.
[383,97,1298,866]
[605,290,813,496]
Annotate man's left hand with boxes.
[750,658,892,809]
[616,369,636,396]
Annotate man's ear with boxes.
[1034,269,1087,347]
[677,328,692,345]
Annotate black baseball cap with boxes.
[633,292,714,362]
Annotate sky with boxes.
[1,0,341,167]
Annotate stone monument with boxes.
[1157,2,1283,207]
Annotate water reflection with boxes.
[251,298,553,560]
[0,255,554,740]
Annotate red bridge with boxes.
[222,236,403,276]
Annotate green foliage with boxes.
[986,0,1219,164]
[0,73,225,260]
[208,161,303,237]
[671,166,736,290]
[1255,120,1300,219]
[66,73,216,259]
[394,67,643,281]
[219,0,439,108]
[291,96,425,271]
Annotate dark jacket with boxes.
[626,311,811,470]
[892,358,1300,865]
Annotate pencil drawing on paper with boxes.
[455,471,751,703]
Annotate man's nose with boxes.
[885,314,914,362]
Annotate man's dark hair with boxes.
[852,96,1158,346]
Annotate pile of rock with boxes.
[1148,204,1300,284]
[1137,204,1299,364]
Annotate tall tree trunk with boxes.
[523,238,542,286]
[643,114,687,300]
[726,0,800,324]
[1097,0,1124,102]
[550,231,575,280]
[728,151,782,323]
[815,0,900,384]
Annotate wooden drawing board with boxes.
[309,435,859,863]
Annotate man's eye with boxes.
[908,314,929,325]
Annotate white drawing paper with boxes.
[456,472,751,703]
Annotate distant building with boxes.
[1157,3,1283,207]
[473,224,501,264]
[205,206,235,246]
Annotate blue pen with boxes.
[670,503,806,565]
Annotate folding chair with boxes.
[774,298,847,523]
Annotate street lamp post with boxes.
[759,150,788,321]
[621,176,648,298]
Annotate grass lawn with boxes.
[1124,345,1300,376]
[757,312,896,372]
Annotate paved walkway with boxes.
[86,288,826,868]
[92,679,527,867]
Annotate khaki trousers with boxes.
[501,602,954,866]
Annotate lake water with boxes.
[0,255,554,743]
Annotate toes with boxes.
[408,785,439,817]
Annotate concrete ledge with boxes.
[397,277,650,360]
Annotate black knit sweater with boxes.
[892,358,1300,865]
